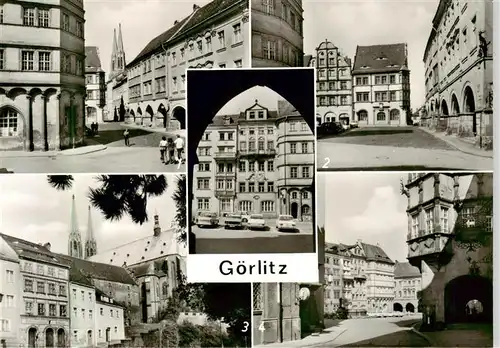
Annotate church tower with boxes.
[110,23,126,79]
[68,195,83,258]
[153,213,162,237]
[85,206,97,259]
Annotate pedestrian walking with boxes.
[123,129,130,146]
[159,136,168,163]
[167,138,175,164]
[173,134,185,163]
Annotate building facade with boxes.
[125,0,249,130]
[393,261,421,313]
[403,173,493,329]
[363,243,395,314]
[251,0,304,67]
[324,244,343,314]
[276,100,314,221]
[421,0,493,148]
[69,282,94,347]
[0,0,86,151]
[106,24,128,123]
[0,237,21,348]
[94,291,125,346]
[352,44,410,127]
[307,40,353,125]
[84,47,106,124]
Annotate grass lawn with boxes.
[85,129,152,145]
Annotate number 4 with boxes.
[259,322,265,332]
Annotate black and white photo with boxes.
[0,0,249,173]
[186,68,317,255]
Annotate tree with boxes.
[114,107,118,122]
[172,175,187,244]
[119,96,126,122]
[47,175,167,224]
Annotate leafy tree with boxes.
[172,175,187,244]
[46,175,167,224]
[119,96,126,122]
[114,107,118,122]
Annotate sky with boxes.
[84,0,212,79]
[0,174,181,256]
[303,0,440,109]
[318,172,409,263]
[216,86,283,115]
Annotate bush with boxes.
[335,307,349,320]
[178,321,239,348]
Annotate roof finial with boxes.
[255,99,258,104]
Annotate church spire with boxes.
[85,205,97,259]
[118,23,125,55]
[110,24,126,78]
[68,195,83,258]
[153,212,161,237]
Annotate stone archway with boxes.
[158,103,168,128]
[406,303,415,313]
[445,275,493,324]
[393,303,403,312]
[28,327,37,348]
[291,202,298,218]
[145,105,154,123]
[451,94,460,115]
[172,106,186,130]
[324,112,336,123]
[57,328,66,347]
[441,100,449,116]
[45,328,54,347]
[463,86,476,134]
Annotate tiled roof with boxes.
[85,46,103,73]
[352,43,408,74]
[95,287,125,307]
[0,233,71,267]
[88,228,186,267]
[394,261,421,278]
[277,100,301,117]
[303,54,312,67]
[317,41,337,50]
[208,114,239,127]
[360,242,394,264]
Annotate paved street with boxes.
[318,127,492,170]
[193,220,314,254]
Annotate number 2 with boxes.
[241,321,249,332]
[322,157,331,169]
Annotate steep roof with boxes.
[303,54,312,67]
[352,43,408,74]
[88,227,186,267]
[85,46,103,73]
[277,100,301,118]
[360,242,394,264]
[317,40,337,50]
[208,114,239,127]
[394,261,421,278]
[0,233,71,267]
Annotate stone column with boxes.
[26,95,34,151]
[56,94,62,151]
[298,190,303,221]
[42,95,49,151]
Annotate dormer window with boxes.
[361,65,369,69]
[258,111,265,119]
[376,56,387,60]
[248,111,255,119]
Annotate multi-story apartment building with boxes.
[276,100,314,221]
[94,290,125,346]
[348,242,368,316]
[306,40,353,126]
[393,261,421,313]
[352,43,410,127]
[84,47,106,124]
[236,101,278,217]
[251,0,304,67]
[0,235,71,348]
[402,173,493,328]
[69,282,94,347]
[0,237,21,348]
[324,244,343,314]
[106,24,128,122]
[422,0,493,147]
[0,0,86,151]
[363,243,395,314]
[126,0,249,131]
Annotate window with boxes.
[48,283,56,295]
[23,8,35,26]
[390,75,396,84]
[6,270,14,282]
[89,310,93,319]
[38,8,49,27]
[218,31,225,47]
[1,319,10,332]
[390,91,397,101]
[234,59,242,68]
[258,139,264,151]
[267,160,274,171]
[110,309,113,317]
[62,13,69,31]
[258,182,265,192]
[290,143,297,154]
[59,284,66,296]
[290,167,298,178]
[197,178,210,190]
[25,301,33,314]
[49,304,57,316]
[258,161,265,171]
[302,191,309,199]
[0,109,18,136]
[425,208,434,233]
[21,51,34,71]
[233,23,242,43]
[0,49,4,70]
[238,160,246,172]
[38,51,51,71]
[197,198,209,211]
[60,304,67,317]
[248,182,255,192]
[24,279,33,292]
[302,167,310,178]
[38,303,45,315]
[239,182,246,192]
[289,122,296,131]
[390,109,400,120]
[376,111,386,121]
[206,37,212,51]
[261,201,274,212]
[0,5,3,24]
[100,308,103,316]
[239,201,252,212]
[267,181,274,192]
[263,40,276,60]
[263,0,274,14]
[301,143,308,153]
[4,295,13,307]
[248,161,255,171]
[440,207,449,232]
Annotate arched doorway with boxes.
[390,109,400,123]
[105,328,110,342]
[406,303,415,313]
[357,110,368,122]
[376,111,386,122]
[130,109,135,122]
[301,204,310,218]
[444,275,493,324]
[316,116,321,126]
[324,112,335,123]
[57,329,66,347]
[441,100,449,116]
[87,330,92,346]
[28,328,37,348]
[451,94,460,115]
[463,86,476,134]
[172,106,186,129]
[158,104,168,128]
[393,303,403,312]
[46,328,54,347]
[145,105,154,123]
[291,202,298,218]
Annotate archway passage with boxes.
[406,303,415,313]
[291,202,298,218]
[172,107,186,129]
[441,100,449,116]
[393,303,403,312]
[28,328,37,348]
[451,94,460,115]
[46,328,54,347]
[57,329,65,347]
[463,86,477,134]
[146,105,154,122]
[158,104,168,128]
[445,275,493,324]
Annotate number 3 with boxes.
[322,157,331,169]
[241,321,249,332]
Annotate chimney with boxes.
[153,213,161,237]
[174,20,179,25]
[44,242,51,251]
[193,4,200,11]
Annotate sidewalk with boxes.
[416,323,493,347]
[418,127,492,159]
[0,144,107,158]
[121,122,186,138]
[254,326,346,348]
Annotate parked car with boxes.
[275,215,297,232]
[196,212,219,228]
[239,211,251,223]
[340,122,350,131]
[350,121,359,129]
[317,122,343,136]
[334,122,346,133]
[247,214,266,230]
[224,213,244,229]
